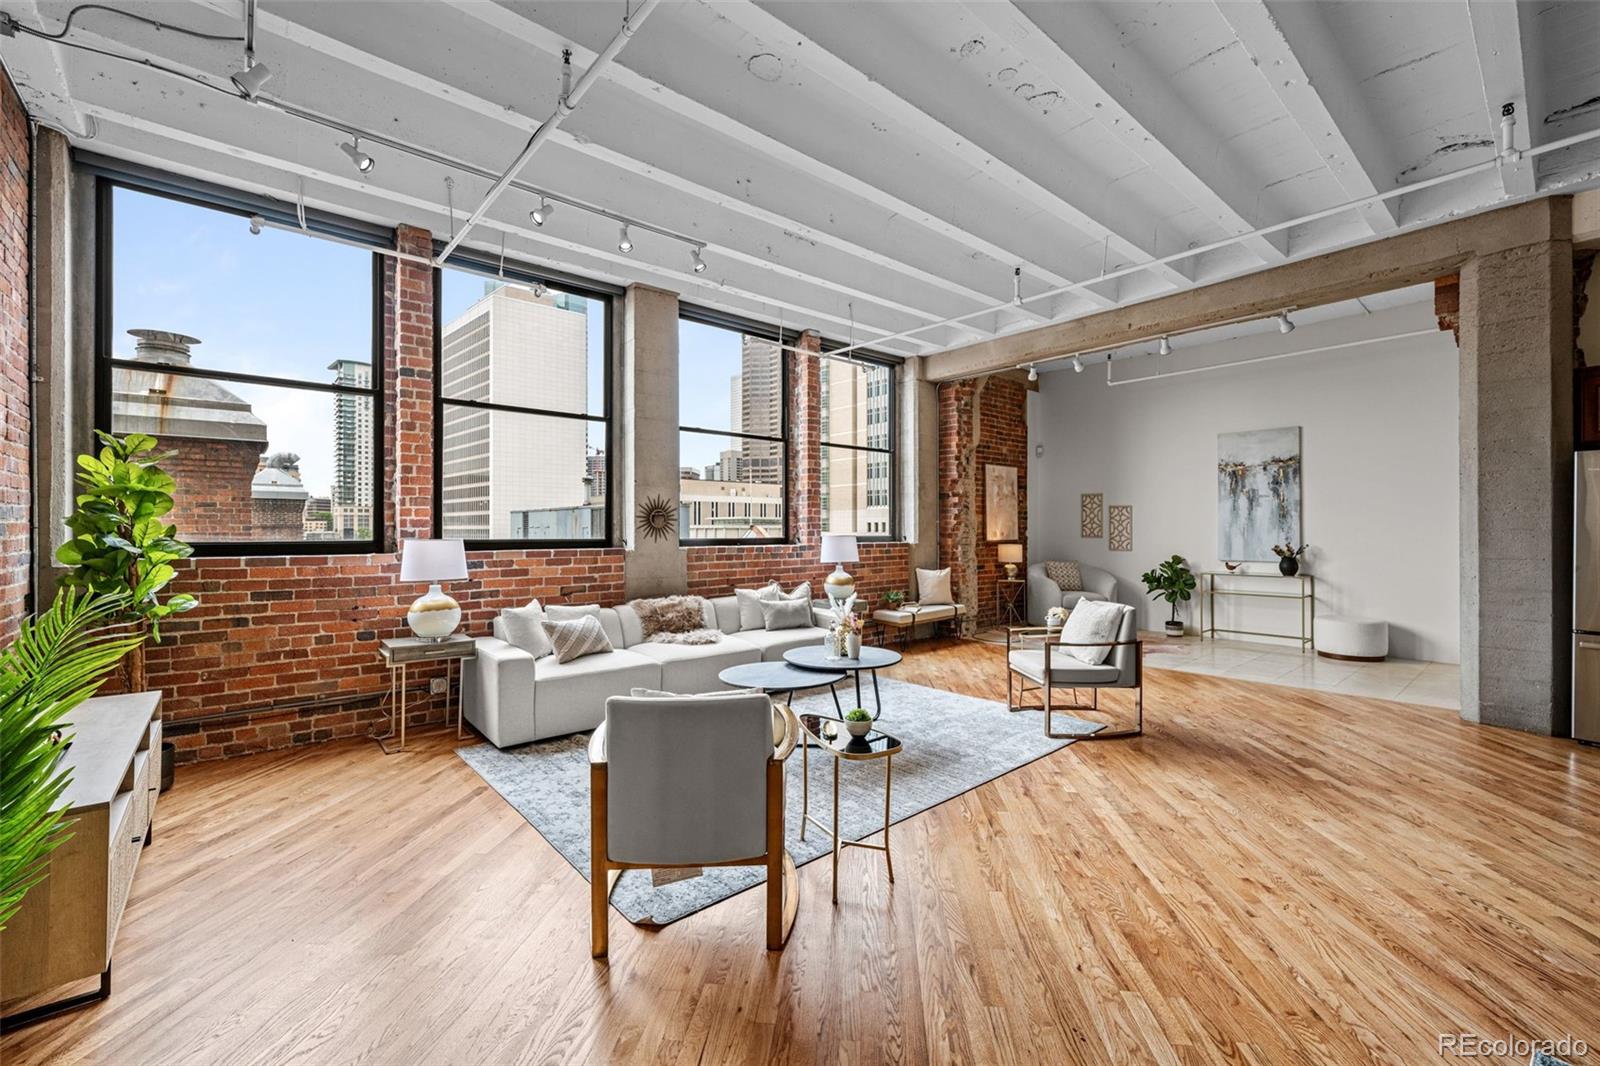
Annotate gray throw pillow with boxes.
[542,614,614,663]
[734,582,782,630]
[761,597,812,631]
[1046,561,1084,592]
[500,601,552,659]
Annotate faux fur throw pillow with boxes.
[632,595,720,644]
[1045,560,1083,591]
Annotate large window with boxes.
[435,260,612,546]
[820,354,896,538]
[98,181,382,553]
[678,311,790,543]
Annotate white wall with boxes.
[1027,302,1461,663]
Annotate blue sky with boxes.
[113,186,756,495]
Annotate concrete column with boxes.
[1459,218,1574,734]
[622,283,685,598]
[900,356,939,576]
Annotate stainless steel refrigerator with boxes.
[1576,451,1600,744]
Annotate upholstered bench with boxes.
[1316,616,1389,662]
[871,603,968,647]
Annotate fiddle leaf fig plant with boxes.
[56,431,199,641]
[1140,555,1197,633]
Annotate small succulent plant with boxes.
[844,708,872,723]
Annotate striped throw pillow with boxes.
[542,614,614,664]
[1045,560,1083,591]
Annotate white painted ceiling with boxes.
[2,1,1598,357]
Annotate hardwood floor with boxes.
[4,639,1597,1065]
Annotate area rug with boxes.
[457,677,1100,926]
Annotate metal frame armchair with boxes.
[1005,605,1144,739]
[588,692,800,958]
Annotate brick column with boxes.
[390,225,435,547]
[789,330,824,545]
[1459,227,1574,734]
[0,73,30,642]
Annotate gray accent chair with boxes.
[589,692,799,957]
[1026,562,1119,625]
[1005,604,1144,739]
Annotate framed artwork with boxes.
[1217,426,1301,562]
[1081,493,1103,538]
[985,464,1019,541]
[1108,505,1133,552]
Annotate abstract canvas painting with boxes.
[985,464,1019,541]
[1217,427,1301,562]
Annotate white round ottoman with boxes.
[1316,616,1388,662]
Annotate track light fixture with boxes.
[617,224,633,253]
[1278,311,1295,334]
[1026,364,1038,382]
[1158,335,1172,357]
[1072,354,1083,374]
[230,58,272,99]
[530,198,556,226]
[248,214,264,235]
[691,246,707,273]
[340,137,374,174]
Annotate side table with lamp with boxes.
[376,539,476,753]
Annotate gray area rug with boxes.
[457,677,1101,926]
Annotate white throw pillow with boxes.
[1059,600,1127,665]
[916,567,953,605]
[734,582,782,630]
[546,603,601,622]
[784,581,812,604]
[500,600,552,659]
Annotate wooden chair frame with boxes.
[588,701,801,958]
[1004,626,1145,740]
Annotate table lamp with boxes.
[820,533,859,605]
[400,538,468,641]
[998,542,1023,580]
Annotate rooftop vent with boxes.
[128,329,201,366]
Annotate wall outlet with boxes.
[430,677,449,695]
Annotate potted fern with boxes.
[55,432,199,692]
[0,590,144,930]
[1140,555,1197,638]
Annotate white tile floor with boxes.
[1142,636,1461,710]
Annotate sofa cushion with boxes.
[500,601,552,659]
[731,625,832,660]
[1007,650,1121,686]
[710,595,742,634]
[761,598,812,630]
[542,615,615,664]
[625,636,761,693]
[531,648,663,739]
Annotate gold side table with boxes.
[375,635,477,754]
[797,713,902,903]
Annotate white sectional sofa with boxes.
[463,596,833,748]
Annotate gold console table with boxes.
[1198,572,1316,651]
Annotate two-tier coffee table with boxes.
[798,713,902,904]
[717,660,845,715]
[783,644,902,720]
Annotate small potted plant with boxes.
[1272,543,1309,576]
[883,589,906,610]
[1045,606,1068,630]
[1140,554,1197,638]
[843,708,873,738]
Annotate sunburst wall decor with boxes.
[637,493,677,542]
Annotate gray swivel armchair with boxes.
[589,691,799,957]
[1026,562,1119,625]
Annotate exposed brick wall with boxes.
[0,72,29,644]
[938,374,1029,631]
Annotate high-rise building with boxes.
[586,449,607,502]
[440,283,590,539]
[328,358,373,539]
[738,335,782,484]
[821,358,893,535]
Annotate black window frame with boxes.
[432,250,618,550]
[677,305,795,546]
[818,343,899,542]
[92,169,387,557]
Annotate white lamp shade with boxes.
[998,543,1024,564]
[820,533,859,564]
[399,539,468,583]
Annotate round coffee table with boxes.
[717,660,845,716]
[783,645,902,720]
